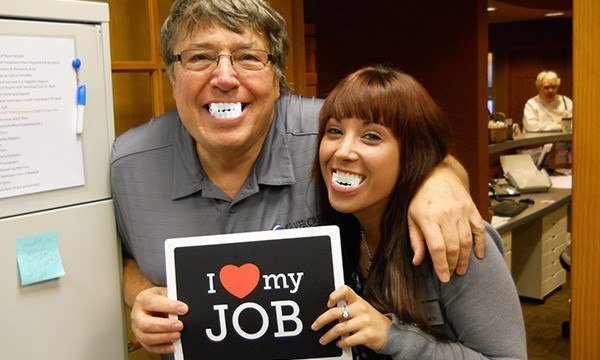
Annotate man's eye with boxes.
[188,53,213,62]
[237,53,261,62]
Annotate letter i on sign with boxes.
[207,273,216,294]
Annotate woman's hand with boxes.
[311,285,391,351]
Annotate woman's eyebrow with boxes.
[362,119,375,126]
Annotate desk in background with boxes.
[492,188,571,301]
[489,131,572,154]
[489,131,573,172]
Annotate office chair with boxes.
[559,245,571,338]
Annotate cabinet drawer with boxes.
[542,230,567,254]
[542,205,567,228]
[542,269,566,296]
[542,217,567,241]
[542,258,564,281]
[542,242,568,268]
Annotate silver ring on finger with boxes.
[341,304,349,320]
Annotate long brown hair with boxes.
[314,66,451,337]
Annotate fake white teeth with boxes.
[208,102,243,119]
[332,170,364,188]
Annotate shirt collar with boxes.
[253,101,296,186]
[170,100,296,200]
[171,116,206,200]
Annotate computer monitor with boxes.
[537,143,553,170]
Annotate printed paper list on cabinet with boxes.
[0,35,84,199]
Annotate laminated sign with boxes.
[165,226,351,360]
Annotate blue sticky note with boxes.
[16,232,66,286]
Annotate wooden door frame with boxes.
[571,0,600,357]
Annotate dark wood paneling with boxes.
[490,18,572,50]
[490,19,572,121]
[508,49,572,123]
[315,0,489,214]
[498,0,571,10]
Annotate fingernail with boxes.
[171,333,180,341]
[311,322,317,330]
[319,337,325,345]
[441,272,450,282]
[456,267,466,275]
[177,305,187,314]
[172,322,182,331]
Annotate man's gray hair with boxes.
[161,0,290,92]
[535,70,561,89]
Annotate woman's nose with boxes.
[334,137,359,161]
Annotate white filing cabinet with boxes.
[511,205,569,300]
[0,1,126,358]
[0,201,126,359]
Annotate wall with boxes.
[268,0,307,95]
[490,18,572,124]
[572,0,600,356]
[314,0,490,214]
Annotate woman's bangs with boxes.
[325,78,403,133]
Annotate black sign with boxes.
[165,226,351,360]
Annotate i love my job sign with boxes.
[165,226,351,360]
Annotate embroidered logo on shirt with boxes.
[282,215,324,229]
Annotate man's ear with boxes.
[274,76,281,100]
[169,69,180,93]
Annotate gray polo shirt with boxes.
[110,94,325,286]
[112,95,527,360]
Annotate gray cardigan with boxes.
[378,224,527,359]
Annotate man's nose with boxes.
[210,55,240,92]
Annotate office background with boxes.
[8,0,595,358]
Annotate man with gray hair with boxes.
[110,0,485,356]
[523,70,573,132]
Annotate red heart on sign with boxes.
[219,263,261,299]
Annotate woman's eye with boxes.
[326,127,342,135]
[364,132,381,141]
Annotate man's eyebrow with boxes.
[186,40,258,50]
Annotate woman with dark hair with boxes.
[311,66,526,359]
